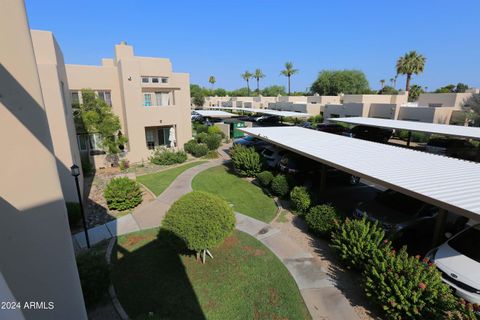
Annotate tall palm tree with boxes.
[380,79,386,88]
[389,78,394,87]
[396,51,426,92]
[208,76,216,91]
[253,69,265,94]
[281,62,299,95]
[241,71,253,96]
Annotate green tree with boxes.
[455,82,469,93]
[192,93,205,107]
[281,62,299,95]
[408,84,424,102]
[253,69,265,94]
[462,93,480,125]
[208,75,216,91]
[229,87,250,97]
[241,71,253,96]
[78,89,127,159]
[310,70,370,95]
[435,84,456,93]
[378,86,399,95]
[396,51,426,92]
[261,85,286,96]
[214,88,227,96]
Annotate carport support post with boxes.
[406,130,412,147]
[432,209,447,247]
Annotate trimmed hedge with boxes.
[271,174,290,197]
[162,191,235,253]
[104,177,143,211]
[289,186,311,213]
[150,148,187,165]
[305,204,339,237]
[256,170,274,187]
[230,145,261,177]
[76,251,110,307]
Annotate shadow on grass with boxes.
[111,229,205,320]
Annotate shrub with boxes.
[289,186,311,213]
[196,132,208,143]
[205,133,222,150]
[364,246,458,320]
[256,170,274,187]
[150,148,187,165]
[271,174,290,197]
[207,125,225,138]
[104,177,143,211]
[230,144,261,177]
[119,159,129,171]
[192,143,209,157]
[398,130,429,143]
[330,217,387,270]
[184,139,197,154]
[66,202,81,228]
[162,191,235,255]
[76,251,110,307]
[204,150,219,159]
[194,123,208,134]
[305,204,340,237]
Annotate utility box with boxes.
[231,121,246,138]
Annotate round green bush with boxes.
[207,125,225,137]
[290,186,311,213]
[271,174,290,197]
[231,145,261,177]
[184,139,197,154]
[76,251,110,307]
[104,177,143,211]
[205,133,222,150]
[162,191,235,253]
[196,132,208,143]
[192,143,209,157]
[256,170,274,187]
[305,204,339,237]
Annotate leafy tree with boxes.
[229,87,250,97]
[190,84,203,97]
[78,89,127,158]
[462,93,480,125]
[378,85,399,95]
[261,85,286,96]
[408,84,424,102]
[455,82,469,93]
[192,93,205,107]
[214,88,227,96]
[435,83,469,93]
[241,71,253,96]
[253,68,265,94]
[208,75,216,90]
[310,70,370,95]
[281,62,299,95]
[396,51,426,92]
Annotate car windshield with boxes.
[448,225,480,263]
[243,136,255,141]
[376,190,424,215]
[263,149,274,156]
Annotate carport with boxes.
[193,110,236,118]
[329,117,480,146]
[240,126,480,245]
[209,106,312,118]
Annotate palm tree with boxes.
[241,71,253,96]
[389,78,394,87]
[208,76,216,91]
[380,79,386,88]
[396,51,426,92]
[281,62,299,95]
[253,69,265,94]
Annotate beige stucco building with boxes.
[0,1,87,318]
[66,43,192,167]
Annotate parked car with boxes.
[426,224,480,305]
[315,123,347,135]
[426,137,478,161]
[256,115,280,125]
[353,189,467,240]
[261,145,286,168]
[299,121,315,129]
[347,125,393,143]
[233,135,269,152]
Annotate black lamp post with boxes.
[70,164,90,248]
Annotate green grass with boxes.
[111,229,311,320]
[137,161,207,196]
[192,165,277,222]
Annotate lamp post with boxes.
[70,164,90,248]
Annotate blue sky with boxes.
[25,0,480,92]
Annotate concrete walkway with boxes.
[72,144,359,319]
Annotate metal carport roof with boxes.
[329,117,480,140]
[194,110,235,118]
[240,126,480,221]
[210,106,312,118]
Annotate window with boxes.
[145,129,155,149]
[144,93,152,107]
[142,77,149,83]
[71,91,80,108]
[157,127,171,146]
[155,92,170,106]
[152,77,159,83]
[97,91,112,106]
[89,133,103,151]
[161,77,168,83]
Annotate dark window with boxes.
[161,77,168,83]
[142,77,149,83]
[152,77,159,83]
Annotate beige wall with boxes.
[0,1,87,319]
[397,106,456,124]
[368,103,397,119]
[323,103,365,118]
[66,42,192,166]
[417,92,473,109]
[31,30,83,203]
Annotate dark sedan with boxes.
[233,135,269,152]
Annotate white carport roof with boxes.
[194,110,235,118]
[210,106,311,118]
[330,117,480,140]
[240,126,480,221]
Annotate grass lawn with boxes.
[111,229,311,320]
[137,161,207,196]
[192,165,277,222]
